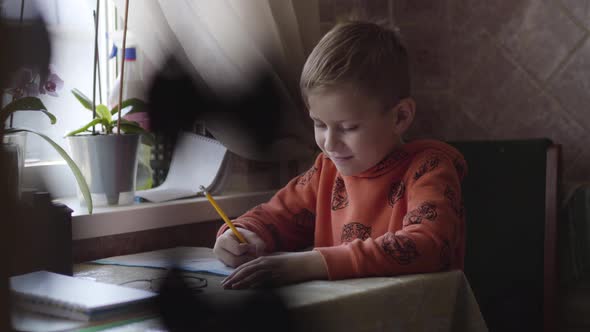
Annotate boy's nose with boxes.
[323,130,340,152]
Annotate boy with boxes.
[214,21,467,289]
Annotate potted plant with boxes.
[66,89,150,206]
[60,0,155,207]
[0,67,93,213]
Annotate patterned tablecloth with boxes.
[69,263,488,332]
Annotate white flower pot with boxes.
[68,134,140,206]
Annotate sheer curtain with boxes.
[112,0,320,161]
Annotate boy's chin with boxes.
[334,157,388,176]
[334,164,364,176]
[336,169,354,176]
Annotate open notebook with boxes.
[135,132,229,202]
[93,247,235,276]
[10,271,157,321]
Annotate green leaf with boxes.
[5,128,93,214]
[117,119,147,134]
[110,98,146,115]
[140,132,155,146]
[65,118,102,136]
[113,119,153,145]
[136,163,153,190]
[0,97,56,124]
[136,143,154,190]
[39,110,57,125]
[102,118,114,134]
[71,89,93,111]
[96,104,112,122]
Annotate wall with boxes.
[318,0,590,184]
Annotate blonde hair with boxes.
[300,21,409,108]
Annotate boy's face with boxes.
[308,85,410,176]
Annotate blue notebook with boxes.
[93,247,235,276]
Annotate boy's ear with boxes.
[393,97,416,132]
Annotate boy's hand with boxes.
[221,251,328,289]
[214,228,266,267]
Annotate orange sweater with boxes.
[217,140,467,280]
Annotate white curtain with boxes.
[112,0,320,161]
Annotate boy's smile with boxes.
[308,85,410,176]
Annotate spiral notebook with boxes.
[135,132,229,203]
[10,271,157,321]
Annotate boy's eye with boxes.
[314,122,326,128]
[342,125,359,131]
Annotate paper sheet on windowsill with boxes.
[135,133,228,203]
[92,247,235,276]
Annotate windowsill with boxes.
[55,191,275,241]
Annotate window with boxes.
[5,0,313,202]
[3,0,116,197]
[2,0,313,239]
[5,0,112,163]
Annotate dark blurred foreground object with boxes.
[148,57,310,161]
[157,268,293,332]
[147,58,209,141]
[0,18,50,88]
[1,8,52,330]
[9,191,73,277]
[0,147,17,331]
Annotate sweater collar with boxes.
[348,139,465,179]
[352,146,411,178]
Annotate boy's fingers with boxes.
[246,243,265,257]
[241,230,266,251]
[243,237,265,256]
[219,249,257,268]
[223,258,270,289]
[232,253,257,267]
[222,258,258,285]
[215,249,232,267]
[220,234,249,256]
[231,269,270,289]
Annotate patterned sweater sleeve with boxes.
[316,151,464,279]
[216,155,323,252]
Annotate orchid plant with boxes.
[67,89,154,191]
[1,66,93,214]
[67,88,147,136]
[0,66,62,125]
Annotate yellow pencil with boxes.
[199,185,248,244]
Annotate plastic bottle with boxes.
[107,31,152,191]
[107,31,145,110]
